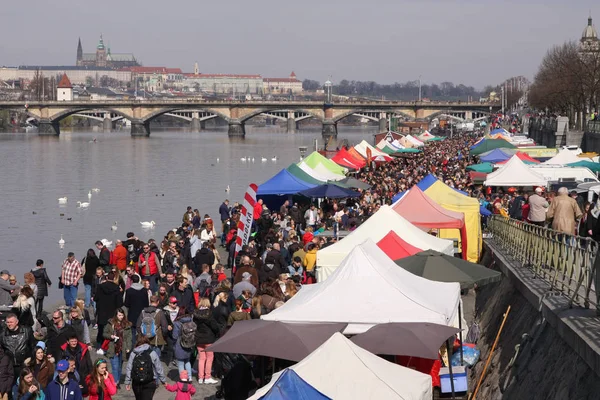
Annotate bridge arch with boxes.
[238,108,323,123]
[49,107,134,123]
[141,107,231,124]
[426,109,491,122]
[332,109,414,123]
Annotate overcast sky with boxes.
[0,0,597,88]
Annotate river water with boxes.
[0,125,376,305]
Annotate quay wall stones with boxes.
[468,243,600,400]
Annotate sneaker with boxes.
[204,377,219,384]
[96,349,105,355]
[198,378,204,384]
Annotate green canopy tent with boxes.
[394,249,502,289]
[394,148,422,154]
[470,139,516,156]
[286,163,327,185]
[567,160,600,173]
[427,136,446,142]
[466,163,494,173]
[331,177,371,190]
[302,151,348,176]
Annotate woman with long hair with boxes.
[250,295,266,319]
[212,291,230,332]
[12,368,43,400]
[12,286,36,328]
[124,336,166,400]
[82,248,100,309]
[67,306,90,346]
[102,308,132,387]
[193,297,220,385]
[284,281,298,301]
[27,342,54,389]
[23,273,37,302]
[84,359,117,400]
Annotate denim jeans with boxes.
[110,353,123,383]
[64,285,78,307]
[84,284,95,310]
[177,360,192,378]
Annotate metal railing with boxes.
[587,120,600,134]
[487,216,597,311]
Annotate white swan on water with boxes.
[58,234,65,245]
[111,221,118,231]
[225,185,230,193]
[58,197,68,204]
[141,221,156,228]
[261,157,267,162]
[240,157,246,162]
[77,201,90,208]
[92,188,100,193]
[271,156,278,162]
[88,191,92,200]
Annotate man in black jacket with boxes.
[172,276,195,313]
[122,232,142,266]
[95,241,111,272]
[194,242,215,275]
[58,334,92,388]
[31,259,52,316]
[93,272,123,349]
[42,310,77,360]
[0,313,34,379]
[124,275,149,348]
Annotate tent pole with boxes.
[459,302,464,365]
[446,340,456,399]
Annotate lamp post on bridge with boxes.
[418,75,422,102]
[324,80,332,104]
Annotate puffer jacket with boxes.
[193,308,220,346]
[31,267,52,299]
[172,316,194,360]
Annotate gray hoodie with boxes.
[0,278,18,306]
[124,343,166,385]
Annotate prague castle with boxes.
[76,35,140,69]
[579,14,599,53]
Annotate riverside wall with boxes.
[469,241,600,399]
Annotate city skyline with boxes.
[1,0,597,89]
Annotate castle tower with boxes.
[96,34,107,67]
[580,13,600,53]
[194,62,199,75]
[76,38,83,66]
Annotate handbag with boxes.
[58,276,64,289]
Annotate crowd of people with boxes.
[0,125,593,399]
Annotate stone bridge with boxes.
[0,100,500,137]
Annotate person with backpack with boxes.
[165,370,196,400]
[124,336,166,400]
[171,309,196,379]
[193,298,220,385]
[102,309,131,387]
[136,296,168,358]
[193,264,214,300]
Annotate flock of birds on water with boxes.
[213,156,278,163]
[56,188,155,249]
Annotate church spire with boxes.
[77,37,83,64]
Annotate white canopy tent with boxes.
[316,205,454,280]
[406,135,425,147]
[543,148,590,165]
[265,239,461,334]
[485,155,547,187]
[297,161,345,181]
[391,139,406,149]
[248,333,433,400]
[354,140,391,161]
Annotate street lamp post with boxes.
[324,80,332,104]
[418,75,422,102]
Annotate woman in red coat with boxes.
[84,359,117,400]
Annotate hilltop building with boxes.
[263,72,303,94]
[76,35,140,68]
[580,14,600,53]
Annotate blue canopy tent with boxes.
[298,184,361,199]
[257,169,317,195]
[258,369,331,400]
[478,148,512,163]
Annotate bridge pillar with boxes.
[228,120,245,138]
[38,120,60,136]
[379,113,388,133]
[322,120,337,139]
[103,119,114,133]
[465,111,473,120]
[131,120,150,137]
[200,120,206,130]
[287,112,296,133]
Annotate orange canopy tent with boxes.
[376,231,423,260]
[392,186,468,259]
[331,147,366,169]
[347,147,367,164]
[495,151,541,164]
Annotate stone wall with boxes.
[469,244,600,399]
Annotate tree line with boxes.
[528,41,600,129]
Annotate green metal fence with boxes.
[487,216,598,311]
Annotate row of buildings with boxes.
[0,35,303,96]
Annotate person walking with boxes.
[44,359,82,400]
[0,313,34,380]
[0,346,13,400]
[193,298,220,385]
[84,358,117,400]
[61,253,82,308]
[547,187,583,235]
[0,270,19,307]
[165,371,196,399]
[93,273,123,353]
[137,245,161,294]
[123,275,148,348]
[31,260,51,317]
[136,296,168,358]
[57,335,92,387]
[124,336,166,400]
[528,187,549,226]
[81,250,99,310]
[95,241,111,273]
[12,367,43,400]
[102,309,131,387]
[112,240,127,274]
[27,342,54,389]
[172,310,196,379]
